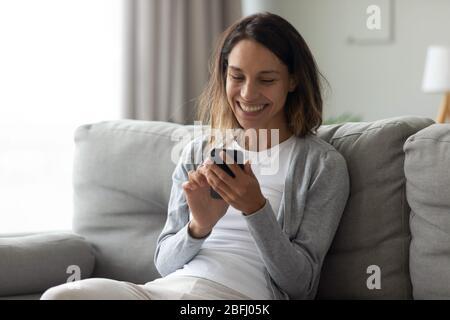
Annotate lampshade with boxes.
[422,46,450,93]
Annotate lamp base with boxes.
[436,93,450,123]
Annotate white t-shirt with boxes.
[165,134,296,300]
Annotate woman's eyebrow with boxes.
[228,65,280,74]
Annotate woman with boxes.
[41,12,349,300]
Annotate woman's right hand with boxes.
[182,162,229,238]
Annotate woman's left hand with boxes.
[200,151,266,215]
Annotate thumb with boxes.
[182,181,193,192]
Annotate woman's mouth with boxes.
[237,101,269,116]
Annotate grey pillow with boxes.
[73,120,191,284]
[0,232,95,297]
[404,124,450,299]
[316,116,434,299]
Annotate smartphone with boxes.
[209,148,244,199]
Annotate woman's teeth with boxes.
[239,103,267,112]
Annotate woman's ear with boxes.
[288,76,297,92]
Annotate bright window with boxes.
[0,0,123,233]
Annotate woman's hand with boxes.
[201,151,266,216]
[182,165,229,238]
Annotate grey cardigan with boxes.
[154,134,350,300]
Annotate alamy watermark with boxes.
[66,265,81,290]
[367,5,381,30]
[170,121,282,176]
[366,265,381,290]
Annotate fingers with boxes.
[187,169,208,190]
[244,160,256,178]
[204,168,234,202]
[182,181,193,192]
[206,162,234,186]
[202,153,246,191]
[219,150,244,178]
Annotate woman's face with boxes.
[226,39,296,133]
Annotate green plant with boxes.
[323,112,363,125]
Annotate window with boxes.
[0,0,123,233]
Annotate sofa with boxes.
[1,116,449,300]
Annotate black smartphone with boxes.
[209,148,244,199]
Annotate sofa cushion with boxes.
[404,124,450,299]
[0,293,42,300]
[0,232,95,297]
[73,120,194,284]
[315,116,434,299]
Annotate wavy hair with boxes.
[197,12,325,145]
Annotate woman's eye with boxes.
[230,75,244,81]
[229,75,275,84]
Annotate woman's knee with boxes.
[40,278,149,300]
[40,278,112,300]
[41,283,83,300]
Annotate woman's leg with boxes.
[41,276,252,300]
[142,276,251,300]
[40,278,152,300]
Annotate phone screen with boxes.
[209,148,244,199]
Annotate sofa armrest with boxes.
[404,123,450,299]
[0,231,95,297]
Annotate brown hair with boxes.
[197,12,325,142]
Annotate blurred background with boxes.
[0,0,448,233]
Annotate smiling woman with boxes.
[0,0,122,233]
[41,12,350,301]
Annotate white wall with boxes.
[242,0,450,122]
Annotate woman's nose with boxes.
[241,81,259,101]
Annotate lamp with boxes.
[422,46,450,123]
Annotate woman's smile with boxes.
[236,101,271,118]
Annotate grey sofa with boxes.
[1,116,449,300]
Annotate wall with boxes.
[242,0,450,122]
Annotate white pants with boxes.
[40,275,251,300]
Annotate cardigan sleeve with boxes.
[244,150,350,299]
[153,139,209,276]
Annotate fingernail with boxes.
[205,157,213,164]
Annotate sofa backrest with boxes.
[316,116,433,299]
[73,120,187,284]
[72,116,433,298]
